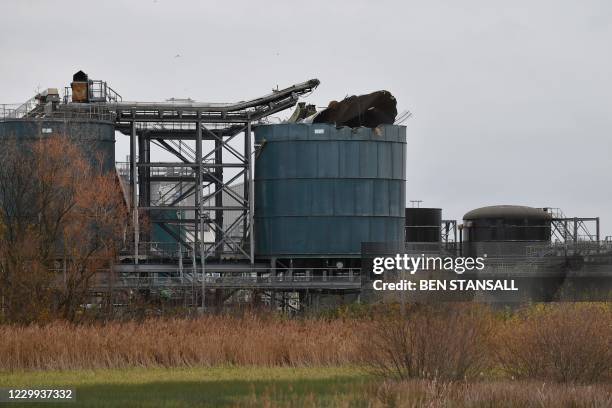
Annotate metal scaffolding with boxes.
[547,208,600,243]
[108,80,320,270]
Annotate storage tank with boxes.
[254,123,406,257]
[0,118,115,173]
[462,205,552,256]
[405,208,441,242]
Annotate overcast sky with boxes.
[1,0,611,236]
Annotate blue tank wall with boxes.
[0,119,115,173]
[254,123,406,257]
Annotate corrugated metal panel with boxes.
[254,123,406,257]
[0,119,115,172]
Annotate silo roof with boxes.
[463,205,552,221]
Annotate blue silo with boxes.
[254,123,406,258]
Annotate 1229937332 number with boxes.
[1,388,75,402]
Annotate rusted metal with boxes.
[70,84,88,103]
[312,90,397,128]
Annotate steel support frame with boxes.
[113,78,319,280]
[130,120,254,266]
[551,217,600,243]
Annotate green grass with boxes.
[0,367,370,407]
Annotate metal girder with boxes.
[151,219,200,224]
[115,125,247,140]
[204,214,250,259]
[119,79,320,268]
[136,162,245,168]
[201,169,248,207]
[153,139,193,164]
[113,100,294,123]
[201,124,247,163]
[551,217,600,243]
[112,79,319,111]
[149,176,196,182]
[141,206,245,211]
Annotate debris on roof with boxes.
[311,90,397,128]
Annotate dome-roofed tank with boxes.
[254,123,406,258]
[462,205,552,257]
[463,205,552,242]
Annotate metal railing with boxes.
[94,266,362,290]
[89,80,122,102]
[2,102,116,121]
[0,98,38,119]
[526,241,612,257]
[121,241,245,260]
[63,81,122,104]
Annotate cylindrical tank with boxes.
[0,119,115,173]
[254,123,406,257]
[462,205,552,257]
[405,208,441,242]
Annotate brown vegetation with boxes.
[493,303,612,383]
[238,379,612,407]
[0,136,126,323]
[0,303,610,386]
[363,379,612,408]
[0,315,365,371]
[360,304,493,381]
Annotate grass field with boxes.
[0,367,369,407]
[1,367,610,407]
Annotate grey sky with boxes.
[1,0,611,236]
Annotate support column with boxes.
[138,132,150,242]
[246,120,254,264]
[138,132,146,207]
[192,131,198,302]
[145,137,151,206]
[214,131,223,256]
[243,123,249,260]
[573,218,578,246]
[130,119,139,264]
[196,121,206,311]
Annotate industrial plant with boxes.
[1,71,610,312]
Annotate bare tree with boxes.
[0,136,126,323]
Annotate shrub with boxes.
[494,303,612,383]
[361,303,493,381]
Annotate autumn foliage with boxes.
[0,136,126,323]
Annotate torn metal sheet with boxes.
[287,102,317,123]
[312,90,397,128]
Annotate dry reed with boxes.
[2,303,611,386]
[0,315,365,371]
